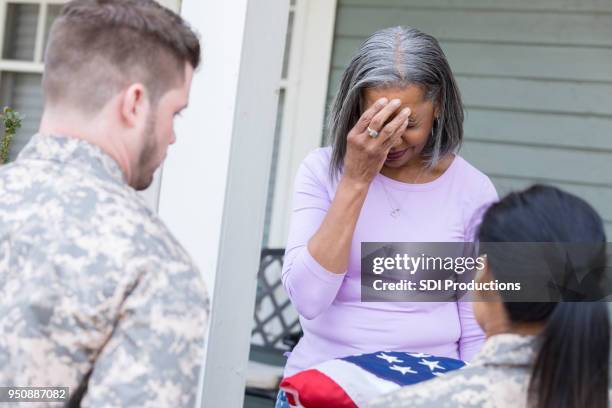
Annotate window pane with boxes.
[2,3,39,61]
[0,72,43,161]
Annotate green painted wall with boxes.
[326,0,612,239]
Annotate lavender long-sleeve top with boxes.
[281,147,498,377]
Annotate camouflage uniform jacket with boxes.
[0,134,209,407]
[368,334,537,408]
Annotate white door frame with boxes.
[267,0,338,247]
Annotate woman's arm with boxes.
[282,98,411,320]
[307,177,369,273]
[280,158,362,320]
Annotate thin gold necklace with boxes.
[378,166,427,218]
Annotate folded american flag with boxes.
[280,351,466,407]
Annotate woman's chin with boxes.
[383,159,406,169]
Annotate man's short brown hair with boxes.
[43,0,200,112]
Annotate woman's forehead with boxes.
[363,85,431,112]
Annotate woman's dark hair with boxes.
[328,26,463,180]
[478,184,609,408]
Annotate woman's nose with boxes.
[392,136,404,148]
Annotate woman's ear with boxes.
[475,255,502,302]
[475,254,489,282]
[433,103,440,120]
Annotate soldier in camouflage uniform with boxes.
[368,186,611,408]
[0,1,209,406]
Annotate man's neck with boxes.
[39,108,132,183]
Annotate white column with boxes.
[158,0,289,407]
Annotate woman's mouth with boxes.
[386,148,409,161]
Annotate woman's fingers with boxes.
[368,99,403,135]
[382,109,411,148]
[354,98,389,134]
[378,107,411,142]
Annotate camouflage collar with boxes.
[18,134,127,185]
[471,333,538,368]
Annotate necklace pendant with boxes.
[390,208,401,218]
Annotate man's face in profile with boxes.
[134,63,194,190]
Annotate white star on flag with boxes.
[406,352,431,358]
[376,352,404,364]
[389,365,417,375]
[419,359,445,371]
[433,372,446,377]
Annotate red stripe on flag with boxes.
[280,369,357,408]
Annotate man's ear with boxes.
[120,83,148,128]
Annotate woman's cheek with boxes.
[402,128,429,146]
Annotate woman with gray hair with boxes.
[276,26,498,407]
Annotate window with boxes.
[0,0,65,161]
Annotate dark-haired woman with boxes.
[368,185,610,408]
[276,26,498,407]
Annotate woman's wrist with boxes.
[339,174,372,195]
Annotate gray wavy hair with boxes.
[328,26,463,179]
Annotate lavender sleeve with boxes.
[458,177,499,361]
[281,152,346,320]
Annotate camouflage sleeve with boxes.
[81,260,209,408]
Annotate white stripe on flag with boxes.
[315,359,401,407]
